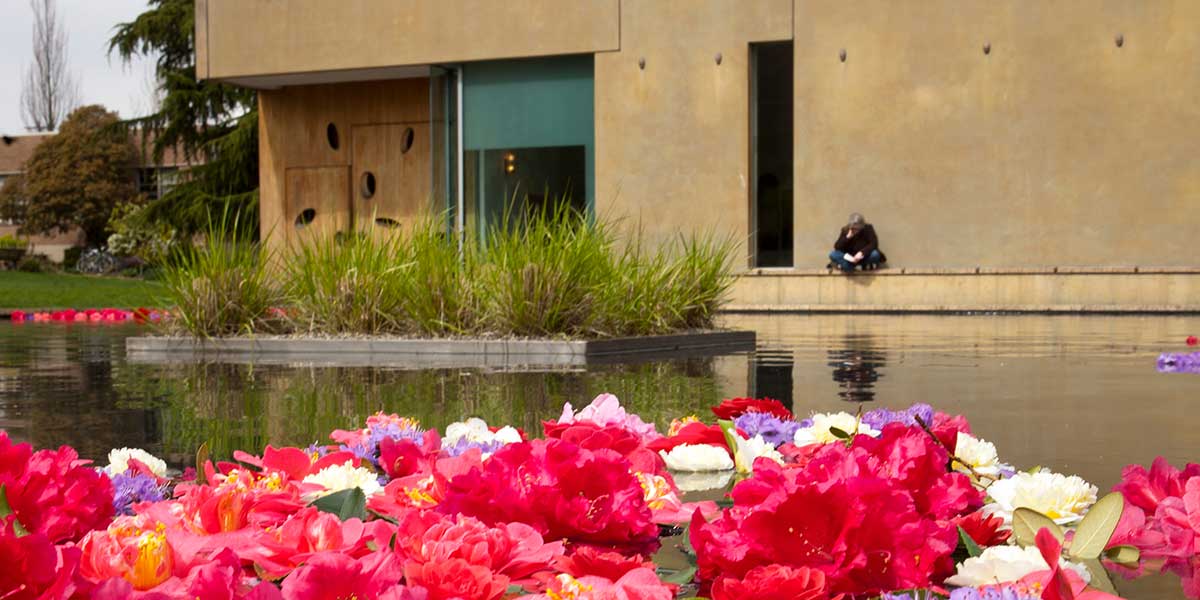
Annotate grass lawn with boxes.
[0,271,166,310]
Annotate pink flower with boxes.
[710,564,832,600]
[2,438,114,544]
[1114,456,1200,515]
[543,421,666,476]
[280,551,423,600]
[553,546,655,581]
[553,394,661,442]
[439,439,659,554]
[242,506,389,579]
[530,568,675,600]
[90,548,281,600]
[0,518,89,600]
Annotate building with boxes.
[0,133,191,262]
[195,0,1200,311]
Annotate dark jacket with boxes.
[833,224,886,262]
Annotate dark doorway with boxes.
[751,42,794,267]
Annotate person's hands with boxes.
[853,251,864,262]
[846,229,856,239]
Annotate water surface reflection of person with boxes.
[827,336,887,403]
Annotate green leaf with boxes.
[717,419,739,456]
[1082,558,1118,595]
[957,525,984,557]
[658,565,697,585]
[1069,492,1124,560]
[195,441,210,485]
[505,584,527,595]
[1012,507,1063,547]
[828,426,851,440]
[309,487,367,521]
[0,485,29,537]
[1103,544,1140,566]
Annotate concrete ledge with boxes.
[125,330,756,368]
[747,266,1200,277]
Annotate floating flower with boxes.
[111,472,165,516]
[106,448,168,479]
[659,444,734,472]
[553,394,661,442]
[945,544,1089,587]
[1188,335,1198,347]
[2,440,115,544]
[953,432,1004,480]
[279,551,418,600]
[528,568,675,600]
[861,403,934,431]
[301,461,383,501]
[730,434,785,475]
[791,412,880,447]
[954,509,1012,548]
[984,470,1098,526]
[710,564,830,600]
[444,417,522,447]
[733,412,801,448]
[711,397,793,420]
[672,470,734,492]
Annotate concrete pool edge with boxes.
[124,330,757,368]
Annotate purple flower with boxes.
[1158,352,1200,374]
[733,412,801,447]
[948,584,1041,600]
[861,403,935,430]
[442,437,505,457]
[340,420,426,467]
[111,471,165,515]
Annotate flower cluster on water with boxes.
[9,307,167,323]
[0,395,1193,599]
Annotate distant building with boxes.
[0,132,193,262]
[194,1,1200,311]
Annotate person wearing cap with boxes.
[828,213,886,272]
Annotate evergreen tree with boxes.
[108,0,257,237]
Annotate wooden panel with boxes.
[351,123,431,233]
[285,166,351,245]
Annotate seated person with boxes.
[828,213,886,272]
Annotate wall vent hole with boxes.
[375,217,401,228]
[401,127,415,154]
[326,123,339,150]
[295,208,317,228]
[360,172,376,199]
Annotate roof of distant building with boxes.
[0,130,197,176]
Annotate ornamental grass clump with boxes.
[286,228,410,335]
[395,220,480,336]
[161,215,284,337]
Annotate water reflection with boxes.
[826,335,887,402]
[750,349,793,411]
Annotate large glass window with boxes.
[461,55,594,240]
[751,42,794,267]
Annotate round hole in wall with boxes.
[400,127,415,154]
[326,123,339,150]
[294,208,316,228]
[375,217,401,228]
[360,172,376,199]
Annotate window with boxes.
[751,42,794,267]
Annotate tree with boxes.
[109,0,258,237]
[14,105,138,246]
[20,0,80,132]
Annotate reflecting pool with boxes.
[1,314,1197,598]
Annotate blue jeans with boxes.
[829,249,881,272]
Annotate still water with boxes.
[1,314,1197,598]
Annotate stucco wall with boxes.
[593,0,792,263]
[199,0,619,80]
[793,0,1200,269]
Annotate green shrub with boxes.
[161,214,285,337]
[286,228,409,335]
[63,246,83,269]
[17,255,48,273]
[0,234,28,250]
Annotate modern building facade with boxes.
[196,0,1200,311]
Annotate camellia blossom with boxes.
[301,461,384,501]
[658,443,734,472]
[710,564,830,600]
[528,568,675,600]
[791,412,880,447]
[945,544,1090,587]
[953,432,1005,480]
[106,448,168,479]
[984,470,1098,526]
[2,440,115,544]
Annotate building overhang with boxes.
[219,65,433,91]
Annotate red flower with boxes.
[4,443,114,544]
[0,518,89,600]
[1187,335,1198,347]
[954,510,1012,547]
[279,551,421,600]
[543,421,665,476]
[242,506,389,579]
[1114,456,1200,515]
[710,564,833,600]
[851,423,983,521]
[553,546,655,581]
[646,422,732,456]
[711,397,793,420]
[439,439,659,554]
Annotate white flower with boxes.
[732,434,785,474]
[659,444,734,472]
[953,432,1006,479]
[301,461,383,501]
[792,412,880,447]
[984,470,1098,526]
[491,426,523,444]
[945,544,1090,587]
[107,448,168,478]
[443,418,521,450]
[673,470,735,492]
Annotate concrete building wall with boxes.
[592,0,792,259]
[793,0,1200,269]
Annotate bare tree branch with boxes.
[19,0,80,132]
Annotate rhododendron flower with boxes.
[954,510,1012,547]
[710,564,830,600]
[439,439,658,553]
[984,470,1098,525]
[0,518,88,600]
[791,412,880,447]
[544,421,665,476]
[529,568,675,600]
[711,397,793,420]
[553,394,661,442]
[2,441,115,544]
[945,544,1089,587]
[658,444,733,472]
[553,546,655,581]
[1113,456,1200,515]
[279,551,420,600]
[301,460,384,501]
[242,506,388,579]
[733,412,800,448]
[107,448,168,479]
